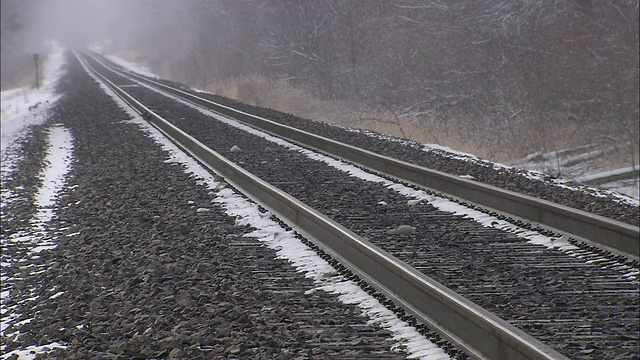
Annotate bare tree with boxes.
[103,0,638,168]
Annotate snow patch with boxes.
[1,124,73,356]
[105,56,158,79]
[1,42,65,153]
[1,342,66,359]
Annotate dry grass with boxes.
[204,74,505,157]
[150,71,640,170]
[208,74,586,163]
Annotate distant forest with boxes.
[2,0,638,167]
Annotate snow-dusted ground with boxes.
[1,43,74,359]
[1,44,65,153]
[577,166,640,183]
[599,178,640,200]
[516,146,639,201]
[1,126,73,359]
[368,128,640,204]
[575,166,640,200]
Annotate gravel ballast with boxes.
[0,52,445,359]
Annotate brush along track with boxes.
[79,52,640,359]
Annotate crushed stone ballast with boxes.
[1,50,456,359]
[79,51,639,359]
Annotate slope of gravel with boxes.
[1,52,426,359]
[137,76,639,227]
[1,125,51,238]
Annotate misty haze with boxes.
[2,0,639,183]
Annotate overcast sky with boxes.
[3,0,191,54]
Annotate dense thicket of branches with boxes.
[2,0,638,165]
[129,0,639,164]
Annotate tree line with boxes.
[3,0,638,168]
[131,0,639,166]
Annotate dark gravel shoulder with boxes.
[1,123,53,238]
[1,52,413,359]
[145,77,639,226]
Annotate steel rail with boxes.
[83,51,640,259]
[76,50,572,360]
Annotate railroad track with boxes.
[76,50,639,359]
[85,53,639,259]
